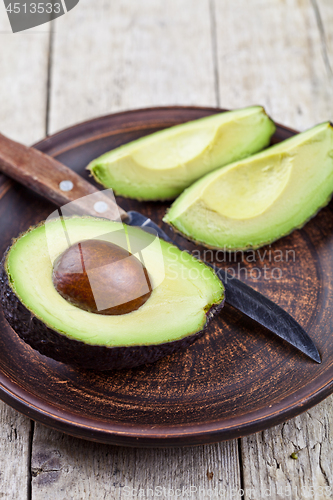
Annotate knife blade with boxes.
[0,132,321,363]
[126,210,321,363]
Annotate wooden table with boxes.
[0,1,333,498]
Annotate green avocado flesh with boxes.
[5,217,224,348]
[87,106,275,201]
[164,122,333,250]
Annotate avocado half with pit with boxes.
[0,217,224,370]
[164,122,333,250]
[87,106,276,201]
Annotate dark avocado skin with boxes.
[0,250,224,371]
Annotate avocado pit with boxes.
[1,218,224,370]
[52,239,152,315]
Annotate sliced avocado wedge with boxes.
[164,122,333,250]
[0,217,224,370]
[87,106,275,201]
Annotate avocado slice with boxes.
[164,122,333,250]
[87,106,275,201]
[0,217,224,370]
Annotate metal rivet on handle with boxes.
[59,180,74,192]
[94,201,108,213]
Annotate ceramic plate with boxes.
[0,107,332,447]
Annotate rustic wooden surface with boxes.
[0,0,333,499]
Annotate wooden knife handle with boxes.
[0,133,128,221]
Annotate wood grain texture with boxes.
[0,5,50,500]
[213,0,333,498]
[31,425,241,500]
[30,0,242,497]
[214,0,333,131]
[48,0,216,133]
[313,0,333,81]
[0,403,32,500]
[241,398,333,500]
[0,6,50,145]
[0,0,332,498]
[0,133,126,219]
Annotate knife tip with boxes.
[311,350,321,364]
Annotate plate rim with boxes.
[0,105,332,447]
[0,356,332,447]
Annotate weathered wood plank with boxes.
[0,8,50,500]
[32,426,241,500]
[32,1,241,499]
[214,0,332,131]
[312,0,333,81]
[0,404,32,500]
[48,0,217,133]
[241,399,333,500]
[0,9,50,144]
[214,0,333,498]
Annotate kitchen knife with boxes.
[127,211,321,363]
[0,132,321,363]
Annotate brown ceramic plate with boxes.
[0,107,332,447]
